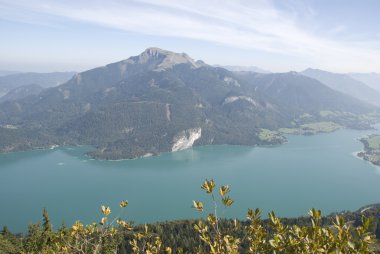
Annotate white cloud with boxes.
[0,0,379,72]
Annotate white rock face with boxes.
[1,124,17,129]
[15,102,22,112]
[75,73,82,85]
[121,127,133,134]
[149,79,158,87]
[172,128,202,152]
[132,48,205,71]
[104,87,116,94]
[223,77,240,87]
[165,104,171,121]
[62,90,70,99]
[223,96,257,106]
[119,63,127,77]
[83,103,91,112]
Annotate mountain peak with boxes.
[302,68,321,73]
[142,47,173,56]
[126,47,206,71]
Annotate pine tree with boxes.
[24,223,42,253]
[42,208,52,233]
[40,208,53,251]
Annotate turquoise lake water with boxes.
[1,128,380,232]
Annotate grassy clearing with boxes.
[319,110,337,117]
[367,135,380,149]
[279,121,341,135]
[358,134,380,166]
[258,129,286,143]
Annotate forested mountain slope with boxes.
[0,48,377,159]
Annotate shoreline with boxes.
[353,134,380,168]
[0,125,376,161]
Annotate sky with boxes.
[0,0,379,73]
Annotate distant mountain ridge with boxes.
[301,68,380,106]
[0,72,76,97]
[0,84,44,103]
[215,65,270,73]
[0,48,377,159]
[0,70,20,77]
[237,71,371,114]
[349,73,380,93]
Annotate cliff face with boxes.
[172,128,202,152]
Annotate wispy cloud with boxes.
[1,0,379,72]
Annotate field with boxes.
[279,121,341,135]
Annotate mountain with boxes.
[349,73,380,93]
[0,70,20,77]
[0,84,44,103]
[238,72,371,113]
[216,65,270,73]
[0,48,377,159]
[301,68,380,105]
[0,72,76,97]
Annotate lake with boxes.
[1,128,380,233]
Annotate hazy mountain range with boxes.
[0,70,20,77]
[215,65,270,73]
[0,48,378,159]
[349,73,380,94]
[301,68,380,106]
[0,72,76,98]
[0,84,44,103]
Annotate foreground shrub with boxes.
[192,179,375,254]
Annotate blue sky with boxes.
[0,0,379,73]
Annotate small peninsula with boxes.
[358,134,380,166]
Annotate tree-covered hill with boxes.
[0,48,378,159]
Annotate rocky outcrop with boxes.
[172,128,201,152]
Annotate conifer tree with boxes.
[42,208,52,233]
[40,208,53,251]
